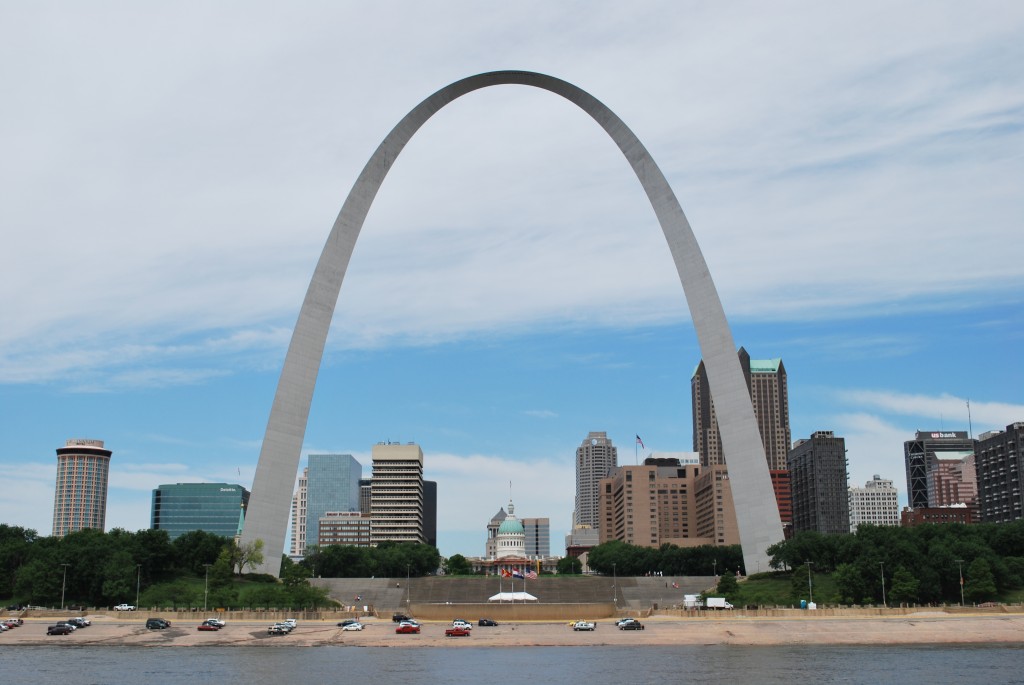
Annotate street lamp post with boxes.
[406,564,411,610]
[955,559,965,606]
[806,562,814,605]
[712,559,717,580]
[879,562,886,608]
[203,564,212,611]
[136,564,142,609]
[60,563,70,610]
[612,563,618,608]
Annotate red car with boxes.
[197,623,220,631]
[445,627,471,637]
[395,623,420,634]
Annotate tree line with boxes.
[586,539,745,577]
[767,521,1024,605]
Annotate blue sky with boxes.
[2,2,1022,558]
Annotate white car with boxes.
[452,620,472,630]
[341,622,364,631]
[282,618,297,628]
[113,604,135,611]
[572,621,596,631]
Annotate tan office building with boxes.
[370,442,425,544]
[598,458,738,548]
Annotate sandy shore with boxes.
[4,612,1024,647]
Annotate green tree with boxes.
[833,563,865,605]
[557,556,583,575]
[790,563,814,603]
[965,558,997,602]
[715,570,740,601]
[236,539,265,575]
[887,567,921,605]
[444,554,472,575]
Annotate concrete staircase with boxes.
[311,575,717,612]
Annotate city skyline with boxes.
[2,3,1023,557]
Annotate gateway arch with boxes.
[241,71,784,576]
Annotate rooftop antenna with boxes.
[967,399,974,440]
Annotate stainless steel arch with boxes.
[241,71,784,576]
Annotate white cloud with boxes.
[0,3,1020,385]
[837,390,1024,432]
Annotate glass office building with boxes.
[306,453,363,548]
[151,483,250,540]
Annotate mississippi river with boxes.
[10,644,1024,685]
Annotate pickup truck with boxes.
[113,604,136,611]
[445,626,471,637]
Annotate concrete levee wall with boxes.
[410,602,616,621]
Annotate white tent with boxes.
[488,591,538,602]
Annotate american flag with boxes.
[525,570,538,580]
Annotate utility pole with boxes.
[880,562,886,608]
[955,559,965,606]
[807,561,814,605]
[612,563,618,608]
[406,564,411,610]
[204,564,212,611]
[60,563,70,610]
[136,564,142,609]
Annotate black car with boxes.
[146,618,171,630]
[478,618,499,627]
[392,613,411,623]
[337,619,359,627]
[47,624,73,635]
[619,621,645,630]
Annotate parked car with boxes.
[197,623,220,631]
[392,613,411,623]
[114,604,136,611]
[47,624,74,635]
[65,618,88,629]
[271,622,293,633]
[572,621,596,631]
[396,623,421,634]
[341,622,364,631]
[70,617,90,627]
[452,620,472,630]
[478,618,498,626]
[282,618,297,628]
[267,625,288,636]
[146,618,170,630]
[53,621,77,631]
[203,618,226,627]
[337,619,359,627]
[619,621,645,630]
[444,626,471,637]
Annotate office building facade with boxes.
[692,347,791,471]
[289,467,308,557]
[370,442,425,544]
[52,439,112,537]
[522,517,550,557]
[904,431,977,509]
[306,453,362,549]
[151,482,250,540]
[575,432,618,528]
[848,475,900,531]
[787,431,850,534]
[976,422,1024,523]
[318,511,373,547]
[598,458,739,548]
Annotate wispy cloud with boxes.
[522,409,558,419]
[836,389,1024,430]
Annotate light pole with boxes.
[136,564,142,609]
[60,563,70,610]
[203,563,212,611]
[879,562,886,608]
[712,559,717,580]
[806,562,814,605]
[612,563,618,608]
[955,559,965,606]
[406,563,410,610]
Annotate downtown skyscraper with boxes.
[574,431,617,528]
[52,438,112,537]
